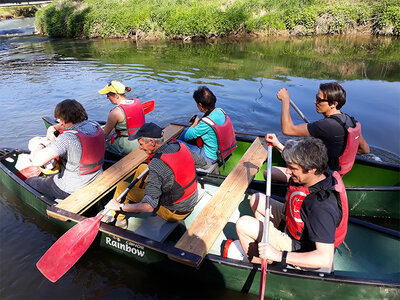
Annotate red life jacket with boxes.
[62,125,106,175]
[329,114,361,175]
[117,99,145,138]
[285,171,348,248]
[148,140,197,206]
[199,109,237,162]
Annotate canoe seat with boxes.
[126,184,209,242]
[196,162,219,174]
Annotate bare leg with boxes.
[263,166,288,183]
[236,215,263,261]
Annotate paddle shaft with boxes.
[260,144,273,299]
[290,99,309,124]
[101,167,149,217]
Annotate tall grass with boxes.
[34,0,400,39]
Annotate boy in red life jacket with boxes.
[104,122,209,229]
[274,82,369,175]
[236,137,348,271]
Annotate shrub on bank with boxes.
[34,0,400,39]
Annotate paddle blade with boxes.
[16,166,41,181]
[259,260,267,299]
[142,100,155,114]
[36,215,103,282]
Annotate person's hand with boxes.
[265,133,280,147]
[276,88,290,102]
[104,199,121,211]
[46,125,58,141]
[191,116,201,127]
[258,242,282,264]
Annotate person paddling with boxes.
[268,82,369,178]
[236,137,348,272]
[98,80,145,155]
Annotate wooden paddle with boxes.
[259,143,273,299]
[36,167,149,283]
[289,99,309,123]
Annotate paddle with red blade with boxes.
[259,142,272,299]
[36,167,149,282]
[142,100,155,115]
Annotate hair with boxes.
[193,86,216,116]
[141,137,164,145]
[54,99,88,124]
[319,82,346,109]
[282,137,328,175]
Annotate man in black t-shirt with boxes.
[236,137,348,270]
[269,82,369,173]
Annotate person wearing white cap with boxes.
[98,80,145,155]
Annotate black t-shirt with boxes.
[307,114,356,171]
[289,172,342,252]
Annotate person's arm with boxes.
[184,120,209,140]
[105,199,154,213]
[357,134,370,154]
[277,88,310,137]
[31,145,59,167]
[102,108,123,137]
[259,241,334,269]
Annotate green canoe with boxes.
[42,116,400,220]
[1,148,399,299]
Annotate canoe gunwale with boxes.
[197,171,400,192]
[206,254,400,289]
[0,148,56,207]
[46,205,204,267]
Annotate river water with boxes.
[0,18,399,299]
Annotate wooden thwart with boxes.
[173,137,268,267]
[48,124,185,220]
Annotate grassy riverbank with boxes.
[0,5,40,20]
[34,0,400,39]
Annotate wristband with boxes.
[119,203,125,212]
[281,251,288,265]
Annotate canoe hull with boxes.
[1,148,399,299]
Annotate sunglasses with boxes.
[316,95,329,103]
